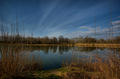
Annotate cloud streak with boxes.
[66,20,120,38]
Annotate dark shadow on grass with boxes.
[34,74,62,79]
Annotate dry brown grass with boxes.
[0,45,29,78]
[0,45,42,79]
[62,51,120,79]
[76,43,120,48]
[93,53,120,79]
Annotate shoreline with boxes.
[0,43,120,48]
[75,43,120,48]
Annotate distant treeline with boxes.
[71,36,120,43]
[1,35,120,44]
[0,35,72,44]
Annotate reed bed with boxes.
[62,50,120,79]
[76,43,120,48]
[0,45,42,79]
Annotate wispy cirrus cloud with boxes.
[117,16,120,18]
[78,26,95,31]
[66,19,120,38]
[112,20,120,25]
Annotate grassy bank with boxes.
[75,43,120,48]
[1,43,120,48]
[0,43,72,46]
[26,66,93,79]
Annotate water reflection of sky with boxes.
[28,47,73,70]
[0,53,1,59]
[26,46,120,70]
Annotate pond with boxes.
[0,45,119,70]
[26,46,120,70]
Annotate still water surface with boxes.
[0,46,119,70]
[26,46,119,70]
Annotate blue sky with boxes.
[0,0,120,38]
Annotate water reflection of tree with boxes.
[58,46,70,55]
[52,46,57,53]
[98,47,105,50]
[64,46,69,52]
[74,47,95,52]
[108,48,120,53]
[23,46,70,55]
[74,47,105,53]
[59,46,64,55]
[43,46,49,54]
[28,46,107,54]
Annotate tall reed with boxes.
[63,50,120,79]
[0,17,42,79]
[0,45,29,78]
